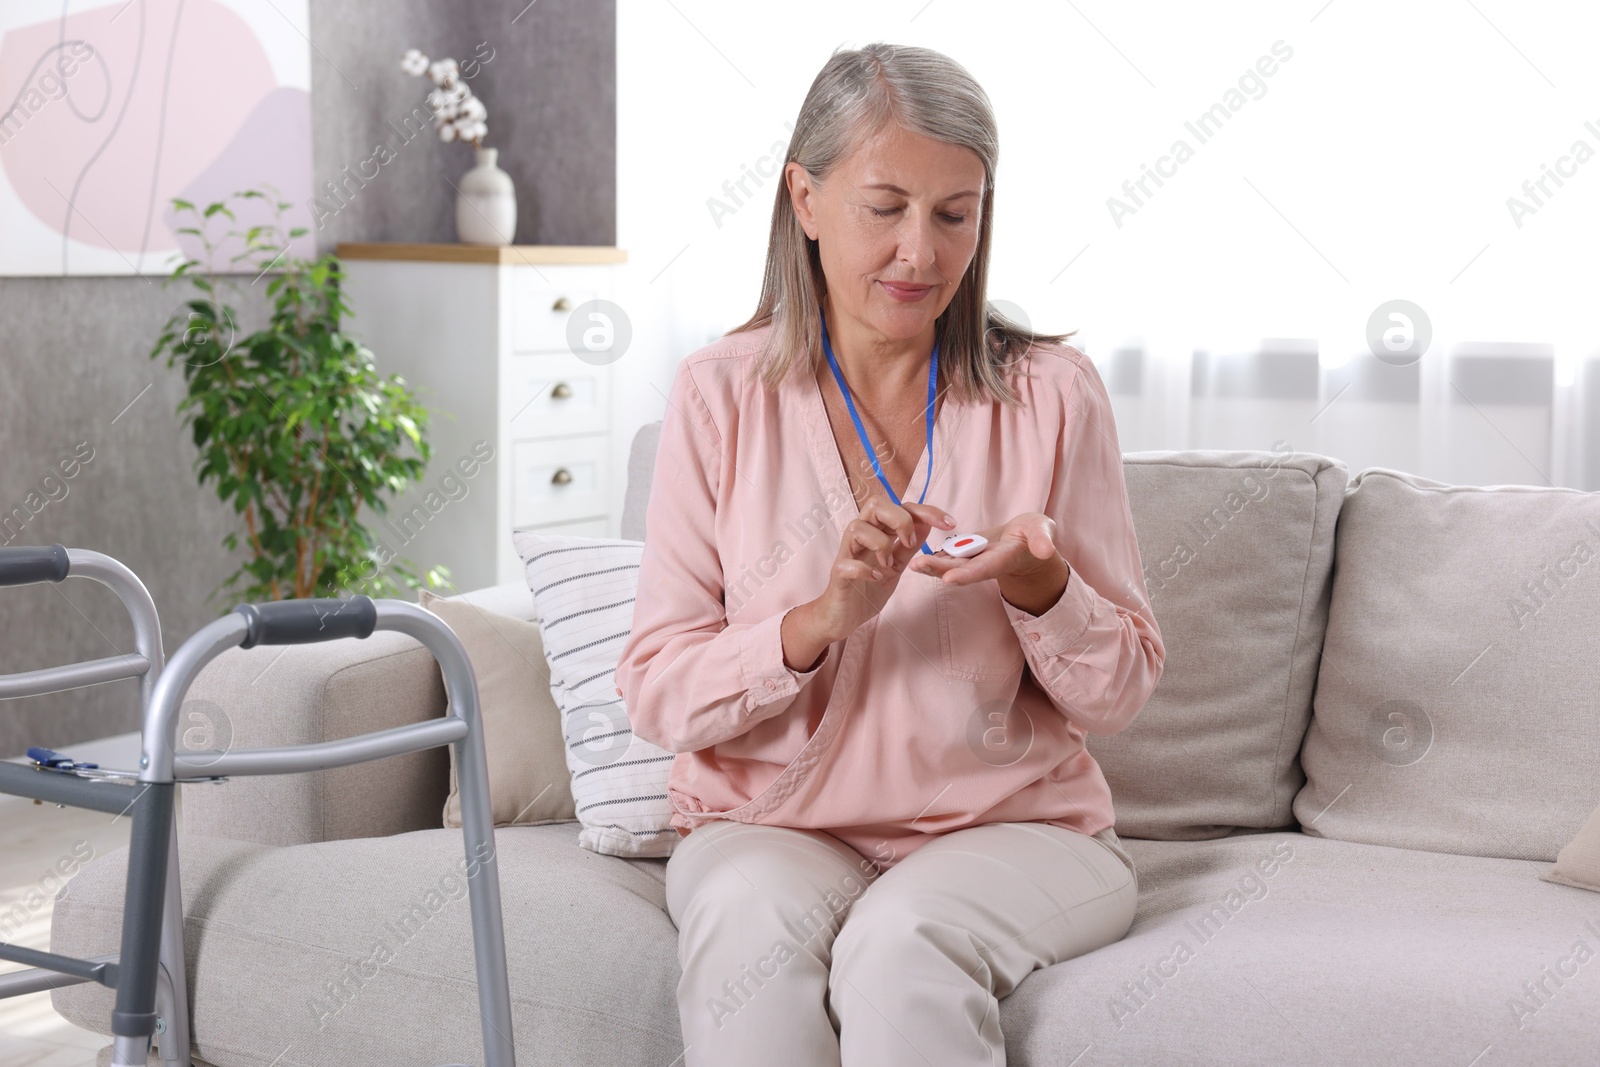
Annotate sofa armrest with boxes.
[177,629,447,846]
[178,581,538,846]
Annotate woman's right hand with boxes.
[781,499,956,670]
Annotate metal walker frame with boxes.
[0,545,517,1067]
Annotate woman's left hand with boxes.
[906,511,1070,616]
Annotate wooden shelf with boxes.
[336,242,627,265]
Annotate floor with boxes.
[2,733,152,1066]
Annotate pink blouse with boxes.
[615,322,1164,871]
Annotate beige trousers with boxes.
[664,819,1139,1066]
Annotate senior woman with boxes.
[616,41,1164,1067]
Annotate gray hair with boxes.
[727,41,1077,408]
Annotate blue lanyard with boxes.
[819,307,939,555]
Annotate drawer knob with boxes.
[552,296,573,312]
[550,381,573,399]
[551,467,574,486]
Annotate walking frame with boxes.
[0,545,518,1067]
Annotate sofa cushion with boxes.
[52,825,679,1067]
[1295,468,1600,862]
[1002,832,1600,1064]
[1085,447,1348,839]
[55,829,1600,1065]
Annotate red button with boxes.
[954,537,973,547]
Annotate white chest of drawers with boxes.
[338,243,627,594]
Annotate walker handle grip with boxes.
[233,596,379,648]
[0,545,70,586]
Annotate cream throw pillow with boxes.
[419,589,575,829]
[1543,802,1600,893]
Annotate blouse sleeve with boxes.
[616,360,830,754]
[1000,351,1165,735]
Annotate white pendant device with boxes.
[939,533,989,558]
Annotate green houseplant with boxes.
[152,189,446,606]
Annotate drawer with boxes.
[512,435,610,527]
[511,277,599,354]
[505,353,611,438]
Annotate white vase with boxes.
[455,146,517,246]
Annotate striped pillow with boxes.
[512,531,679,858]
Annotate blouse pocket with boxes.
[935,578,1026,680]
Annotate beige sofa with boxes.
[51,424,1600,1066]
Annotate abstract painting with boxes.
[0,0,314,276]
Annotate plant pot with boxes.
[455,146,516,246]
